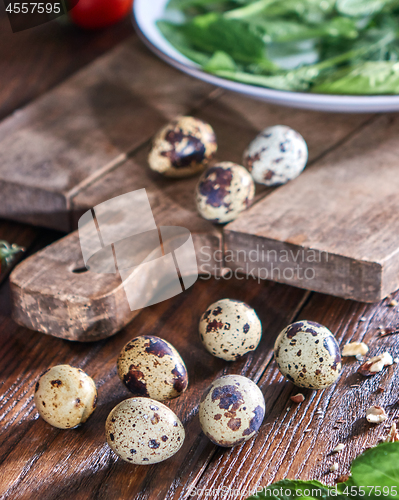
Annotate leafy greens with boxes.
[246,442,399,500]
[159,0,399,94]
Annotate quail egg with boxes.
[195,162,255,224]
[243,125,308,186]
[148,116,217,178]
[274,320,342,389]
[34,365,97,429]
[117,335,188,401]
[199,375,265,447]
[199,299,262,361]
[105,397,185,464]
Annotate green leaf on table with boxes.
[338,442,399,499]
[244,442,399,500]
[312,60,399,94]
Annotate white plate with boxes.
[133,0,399,113]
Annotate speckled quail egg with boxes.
[243,125,308,186]
[199,299,262,361]
[117,335,188,401]
[274,320,342,389]
[34,365,97,429]
[148,116,217,178]
[105,397,185,464]
[195,162,255,224]
[199,375,265,447]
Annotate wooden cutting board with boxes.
[4,35,395,340]
[225,114,399,303]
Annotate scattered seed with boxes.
[384,423,399,442]
[366,406,387,424]
[290,393,305,404]
[330,463,339,472]
[342,342,369,357]
[332,443,345,453]
[359,317,367,322]
[359,353,393,376]
[304,429,312,433]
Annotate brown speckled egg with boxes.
[274,321,342,389]
[195,162,255,224]
[34,365,97,429]
[199,375,265,447]
[199,299,262,361]
[117,335,188,401]
[243,125,308,186]
[148,116,217,178]
[106,397,185,464]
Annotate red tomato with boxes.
[70,0,133,30]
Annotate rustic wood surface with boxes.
[7,23,376,339]
[1,9,399,500]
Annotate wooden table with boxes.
[1,8,399,500]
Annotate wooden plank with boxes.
[9,148,223,341]
[0,276,307,499]
[182,291,399,496]
[8,79,373,341]
[0,10,133,122]
[224,114,399,303]
[0,36,214,231]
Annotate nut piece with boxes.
[342,342,369,357]
[366,406,387,424]
[359,352,393,376]
[330,463,339,472]
[389,299,398,307]
[290,393,305,403]
[384,423,399,442]
[332,443,345,453]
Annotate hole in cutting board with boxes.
[72,266,89,274]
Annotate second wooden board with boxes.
[225,114,399,303]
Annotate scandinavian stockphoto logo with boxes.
[77,189,198,312]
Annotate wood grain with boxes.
[0,276,307,499]
[225,113,399,302]
[3,276,399,499]
[0,36,214,230]
[190,291,399,497]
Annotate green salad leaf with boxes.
[313,60,399,93]
[160,0,399,94]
